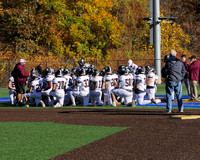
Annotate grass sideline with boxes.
[0,122,127,160]
[1,84,200,110]
[1,84,200,97]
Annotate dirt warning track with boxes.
[0,108,200,160]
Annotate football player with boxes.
[62,69,72,106]
[50,69,67,108]
[128,59,138,75]
[8,76,16,105]
[90,69,103,106]
[78,57,91,69]
[135,66,157,105]
[111,65,133,106]
[69,68,90,106]
[41,67,54,106]
[102,66,116,106]
[145,66,161,104]
[24,71,44,107]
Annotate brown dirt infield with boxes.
[1,108,200,160]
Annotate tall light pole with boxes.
[153,0,161,84]
[143,0,176,84]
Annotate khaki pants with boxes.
[189,80,198,100]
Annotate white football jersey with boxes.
[53,77,67,93]
[135,74,146,91]
[105,74,118,90]
[91,76,103,91]
[30,79,41,93]
[131,63,138,75]
[42,75,54,90]
[8,76,15,89]
[76,75,90,92]
[147,72,156,87]
[118,74,133,90]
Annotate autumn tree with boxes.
[0,0,122,61]
[161,0,200,54]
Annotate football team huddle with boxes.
[8,58,161,107]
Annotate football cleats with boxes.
[135,66,145,74]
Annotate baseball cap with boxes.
[189,55,196,59]
[128,59,133,66]
[18,59,27,63]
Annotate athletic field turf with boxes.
[1,85,200,159]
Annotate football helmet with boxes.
[118,65,129,75]
[78,58,85,67]
[71,68,77,76]
[31,68,38,75]
[105,66,113,74]
[55,68,63,77]
[100,68,106,77]
[76,68,86,76]
[44,67,53,76]
[145,66,153,74]
[63,69,71,75]
[92,69,99,76]
[152,67,156,73]
[135,66,145,74]
[87,64,95,75]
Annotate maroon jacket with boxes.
[13,63,29,84]
[189,60,200,81]
[183,60,190,78]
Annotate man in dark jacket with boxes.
[13,59,29,106]
[189,55,199,101]
[164,50,185,113]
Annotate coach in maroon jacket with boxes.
[189,55,199,101]
[13,59,29,106]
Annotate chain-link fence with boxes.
[0,59,166,88]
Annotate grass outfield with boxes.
[0,122,127,160]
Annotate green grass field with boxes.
[0,122,127,160]
[0,84,200,159]
[2,84,200,97]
